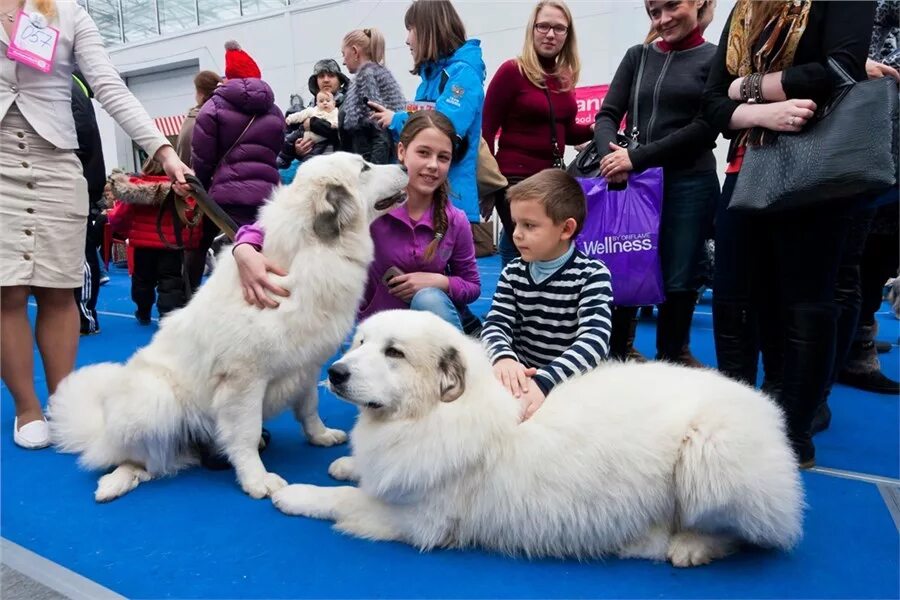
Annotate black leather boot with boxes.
[609,306,645,362]
[656,291,700,366]
[779,304,840,469]
[712,300,759,386]
[758,299,784,398]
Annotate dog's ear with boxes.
[438,347,466,403]
[313,184,357,242]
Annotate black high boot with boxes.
[758,298,784,399]
[712,300,759,386]
[609,306,645,361]
[656,291,700,366]
[779,304,840,469]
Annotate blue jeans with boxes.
[658,170,719,293]
[410,288,463,331]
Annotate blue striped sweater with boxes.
[482,251,614,394]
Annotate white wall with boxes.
[95,0,736,171]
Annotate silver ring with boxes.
[790,116,797,127]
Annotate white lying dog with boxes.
[48,153,408,502]
[272,310,804,567]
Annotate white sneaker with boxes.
[14,417,50,449]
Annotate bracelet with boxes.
[741,73,766,104]
[740,75,752,102]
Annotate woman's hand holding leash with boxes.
[155,145,194,196]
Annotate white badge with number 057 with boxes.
[6,10,59,73]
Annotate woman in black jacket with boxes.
[594,0,719,366]
[702,0,874,468]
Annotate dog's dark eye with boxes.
[384,346,405,359]
[361,163,372,173]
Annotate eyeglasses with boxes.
[534,22,568,35]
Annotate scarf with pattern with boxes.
[726,0,812,146]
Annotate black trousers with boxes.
[712,173,853,442]
[132,248,187,318]
[75,216,103,334]
[857,205,899,337]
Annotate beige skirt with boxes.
[0,104,89,288]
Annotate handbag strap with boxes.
[542,84,565,163]
[628,45,649,141]
[215,115,256,175]
[827,56,855,87]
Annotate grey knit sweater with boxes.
[343,62,406,130]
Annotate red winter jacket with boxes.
[107,174,202,250]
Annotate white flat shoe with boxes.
[14,417,50,449]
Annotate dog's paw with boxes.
[308,427,348,447]
[271,484,333,518]
[94,467,149,503]
[328,456,358,481]
[241,471,288,499]
[667,532,733,568]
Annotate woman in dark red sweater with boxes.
[482,0,593,265]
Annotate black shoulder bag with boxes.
[567,45,649,178]
[729,57,899,212]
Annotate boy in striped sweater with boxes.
[482,169,613,420]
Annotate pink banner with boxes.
[574,84,609,126]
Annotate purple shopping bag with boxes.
[575,169,665,306]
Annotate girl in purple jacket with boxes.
[232,110,481,331]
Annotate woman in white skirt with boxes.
[0,0,191,448]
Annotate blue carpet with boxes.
[1,259,898,599]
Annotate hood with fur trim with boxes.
[108,172,172,205]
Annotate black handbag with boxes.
[567,45,648,178]
[729,57,899,212]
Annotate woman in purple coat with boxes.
[188,41,284,289]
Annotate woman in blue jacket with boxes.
[369,0,484,223]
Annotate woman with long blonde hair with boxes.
[703,0,874,468]
[481,0,593,266]
[0,0,192,449]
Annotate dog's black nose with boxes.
[328,363,351,386]
[398,164,408,173]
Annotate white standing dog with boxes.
[48,154,408,502]
[272,310,804,567]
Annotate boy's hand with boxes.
[520,386,546,422]
[493,358,536,398]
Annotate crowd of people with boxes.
[0,0,897,472]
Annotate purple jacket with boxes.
[234,201,481,321]
[191,78,284,208]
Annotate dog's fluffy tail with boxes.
[48,362,180,471]
[673,388,804,550]
[47,363,121,458]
